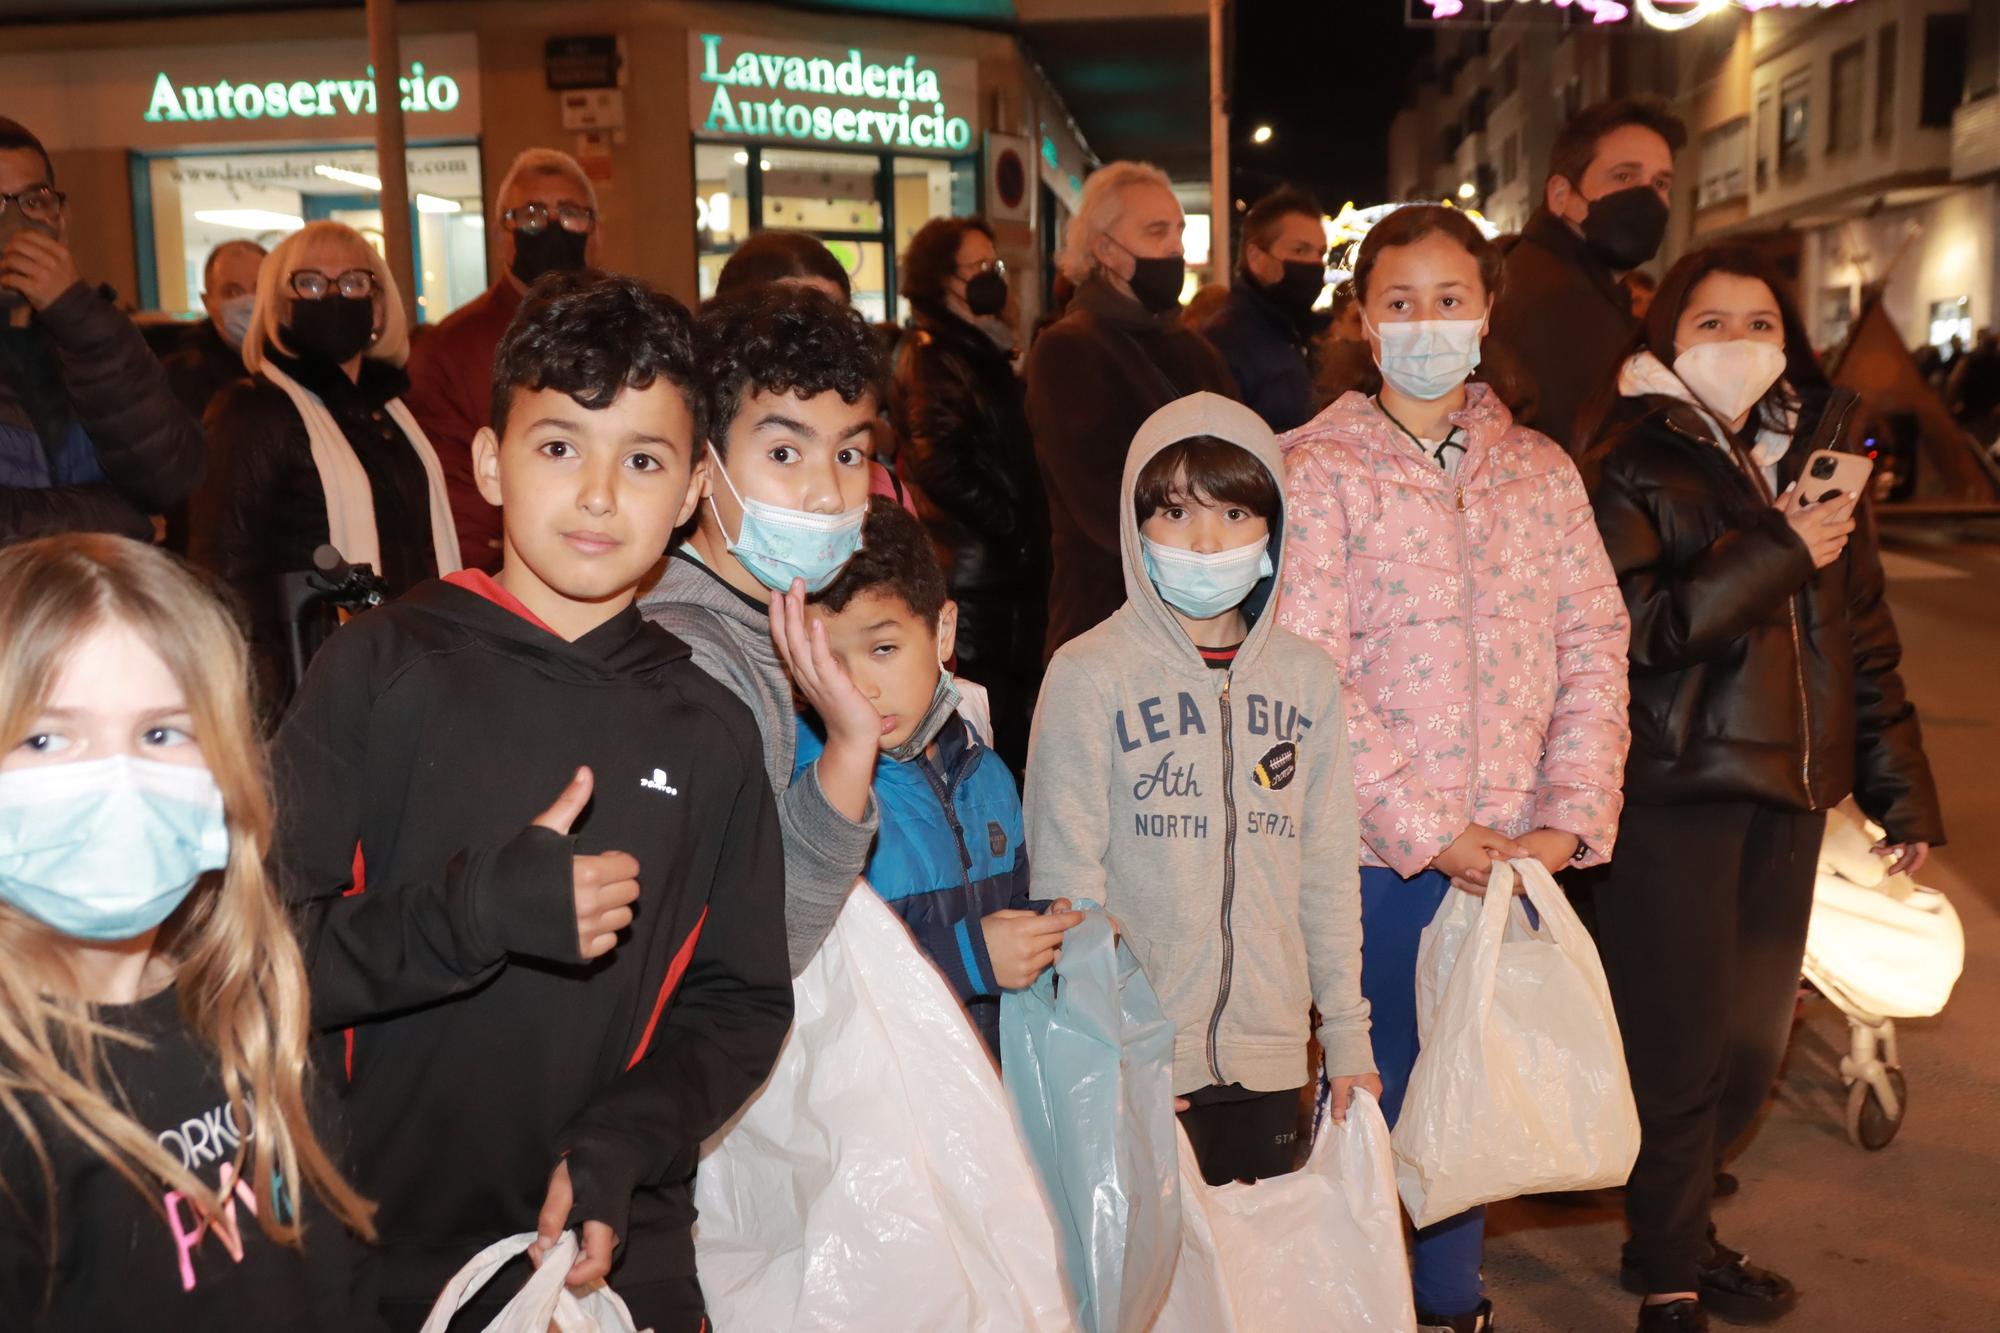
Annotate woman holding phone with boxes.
[1583,245,1945,1333]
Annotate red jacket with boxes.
[404,279,522,572]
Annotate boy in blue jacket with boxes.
[794,499,1082,1052]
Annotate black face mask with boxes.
[283,295,375,365]
[964,270,1008,317]
[1121,253,1187,315]
[1581,185,1670,271]
[511,225,590,286]
[1263,258,1327,312]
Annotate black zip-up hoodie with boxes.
[271,573,792,1311]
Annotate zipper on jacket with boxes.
[917,749,976,885]
[1205,678,1239,1085]
[1456,487,1482,841]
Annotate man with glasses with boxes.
[0,116,203,545]
[405,147,600,571]
[1200,186,1330,432]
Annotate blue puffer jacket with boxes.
[795,711,1036,1055]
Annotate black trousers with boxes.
[1592,800,1825,1293]
[1176,1083,1309,1186]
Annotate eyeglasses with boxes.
[502,201,597,236]
[957,258,1006,278]
[289,268,379,301]
[0,186,65,223]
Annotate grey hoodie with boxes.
[640,553,876,976]
[1024,392,1373,1095]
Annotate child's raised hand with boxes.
[1328,1071,1385,1124]
[533,767,641,961]
[529,1159,618,1287]
[769,579,879,742]
[982,904,1085,990]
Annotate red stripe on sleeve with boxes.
[626,907,708,1069]
[343,842,365,1081]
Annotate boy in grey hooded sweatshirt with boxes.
[1025,391,1376,1186]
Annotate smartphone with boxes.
[1800,450,1874,506]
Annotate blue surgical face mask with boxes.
[883,659,962,765]
[1141,535,1274,621]
[0,755,230,942]
[1367,315,1485,401]
[215,293,257,350]
[707,446,867,594]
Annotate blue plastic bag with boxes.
[1001,906,1181,1333]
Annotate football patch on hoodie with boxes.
[1252,741,1297,791]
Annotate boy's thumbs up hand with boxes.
[532,767,641,961]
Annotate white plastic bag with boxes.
[1391,858,1640,1228]
[418,1231,645,1333]
[1153,1087,1415,1332]
[692,887,1072,1331]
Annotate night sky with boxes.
[1229,1,1433,211]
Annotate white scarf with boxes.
[260,360,463,579]
[1617,349,1794,489]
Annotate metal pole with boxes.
[367,0,417,326]
[1209,0,1231,289]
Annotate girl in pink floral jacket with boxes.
[1275,205,1631,1333]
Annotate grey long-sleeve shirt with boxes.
[640,552,876,975]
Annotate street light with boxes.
[1252,124,1274,145]
[1457,181,1478,201]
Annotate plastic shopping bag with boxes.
[418,1231,644,1333]
[692,887,1071,1332]
[1392,858,1640,1228]
[1805,872,1964,1019]
[1153,1085,1416,1333]
[1001,908,1181,1333]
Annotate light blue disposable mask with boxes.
[1367,315,1485,401]
[0,755,230,942]
[707,446,867,594]
[215,293,257,350]
[884,661,962,764]
[1141,535,1274,621]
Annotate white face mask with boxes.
[1673,340,1787,424]
[1365,316,1486,401]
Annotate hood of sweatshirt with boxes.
[398,575,691,687]
[1118,391,1289,680]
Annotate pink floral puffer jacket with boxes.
[1276,386,1631,877]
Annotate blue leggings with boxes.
[1360,866,1487,1318]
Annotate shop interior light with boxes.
[1251,124,1273,145]
[1457,181,1478,200]
[733,150,750,166]
[415,195,462,213]
[195,208,305,232]
[315,164,382,190]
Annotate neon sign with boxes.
[692,33,974,153]
[144,61,460,123]
[1417,0,1856,25]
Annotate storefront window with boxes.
[693,141,974,324]
[139,142,486,322]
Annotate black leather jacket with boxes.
[890,307,1047,668]
[1588,384,1944,845]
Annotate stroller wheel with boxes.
[1845,1067,1908,1150]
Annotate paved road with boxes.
[1484,536,2000,1332]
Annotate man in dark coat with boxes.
[1489,96,1686,456]
[1201,186,1330,432]
[162,239,266,423]
[1026,160,1236,658]
[404,148,599,571]
[0,116,203,545]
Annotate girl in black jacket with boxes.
[1584,246,1944,1333]
[191,222,461,717]
[891,216,1048,771]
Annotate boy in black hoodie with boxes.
[274,272,792,1332]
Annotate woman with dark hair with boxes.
[1277,203,1631,1333]
[889,215,1046,771]
[712,230,852,304]
[1585,245,1944,1333]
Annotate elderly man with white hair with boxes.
[1024,160,1236,657]
[405,147,601,571]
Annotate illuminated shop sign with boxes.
[1412,0,1855,26]
[689,32,977,153]
[144,61,461,123]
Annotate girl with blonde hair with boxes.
[0,533,376,1329]
[190,220,461,716]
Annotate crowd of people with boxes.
[0,90,1948,1333]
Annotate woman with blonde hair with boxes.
[0,533,377,1328]
[191,220,461,715]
